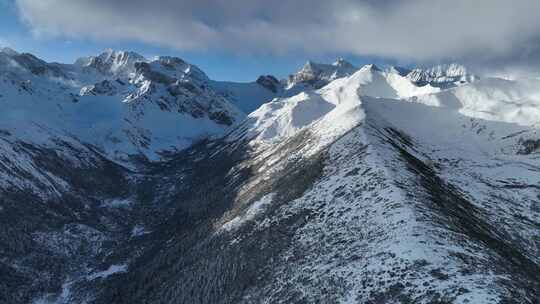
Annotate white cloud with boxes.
[15,0,540,68]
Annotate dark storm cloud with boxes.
[15,0,540,68]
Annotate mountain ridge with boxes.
[0,47,538,304]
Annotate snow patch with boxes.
[86,264,128,281]
[131,225,149,237]
[221,194,274,232]
[32,279,73,304]
[102,197,131,208]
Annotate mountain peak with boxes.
[142,55,209,84]
[98,48,146,61]
[300,60,317,71]
[0,49,67,78]
[75,49,147,76]
[420,63,469,77]
[0,47,19,56]
[407,63,476,87]
[361,63,381,72]
[387,66,411,76]
[256,75,281,93]
[288,59,359,89]
[332,57,355,69]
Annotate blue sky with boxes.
[4,1,539,79]
[0,0,395,82]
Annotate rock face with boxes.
[406,63,477,88]
[75,49,146,77]
[256,75,281,93]
[0,49,539,304]
[0,49,67,79]
[80,79,123,96]
[287,58,358,89]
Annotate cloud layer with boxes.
[15,0,540,67]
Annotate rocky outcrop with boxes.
[287,58,358,89]
[256,75,281,93]
[406,63,477,88]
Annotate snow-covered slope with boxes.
[70,63,538,304]
[210,59,359,113]
[0,48,244,163]
[2,48,539,304]
[211,60,470,114]
[233,64,441,145]
[408,77,540,127]
[210,77,281,113]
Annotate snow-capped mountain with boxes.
[210,60,476,115]
[406,63,477,88]
[1,48,539,304]
[0,48,243,163]
[210,59,358,113]
[74,48,146,77]
[286,58,359,90]
[86,65,537,304]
